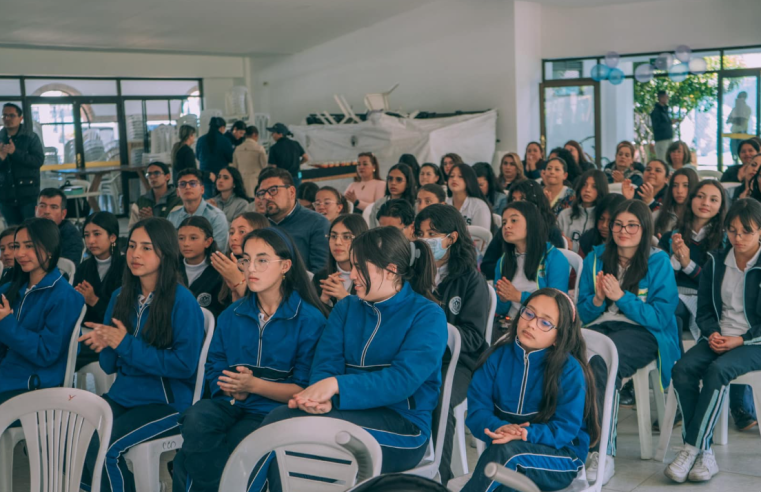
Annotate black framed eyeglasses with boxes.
[145,171,164,178]
[178,180,201,189]
[610,222,641,234]
[256,185,289,198]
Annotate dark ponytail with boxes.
[206,117,226,153]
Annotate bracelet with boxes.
[232,279,246,289]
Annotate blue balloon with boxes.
[591,64,610,82]
[669,63,689,82]
[609,68,625,85]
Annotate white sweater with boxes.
[557,206,595,253]
[446,196,492,230]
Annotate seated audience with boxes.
[247,184,268,215]
[652,168,699,237]
[377,199,416,241]
[419,162,446,186]
[441,153,464,181]
[167,168,230,252]
[666,141,696,171]
[721,138,760,183]
[35,188,83,268]
[565,139,595,171]
[542,157,575,217]
[558,170,609,252]
[498,152,526,190]
[732,153,761,201]
[623,159,670,211]
[314,186,348,222]
[130,161,183,227]
[579,194,626,258]
[209,166,251,224]
[578,199,680,486]
[231,125,268,196]
[257,168,330,272]
[178,216,226,317]
[548,147,582,185]
[474,162,508,215]
[415,204,489,484]
[417,183,447,212]
[314,214,368,308]
[344,152,386,213]
[605,141,643,186]
[463,289,599,492]
[0,218,84,405]
[399,154,421,185]
[0,226,17,285]
[172,125,198,179]
[211,211,269,303]
[446,163,492,230]
[368,163,417,228]
[495,201,570,317]
[296,181,319,209]
[523,141,546,179]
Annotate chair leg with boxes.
[749,382,761,441]
[655,385,678,462]
[452,404,468,477]
[632,368,653,459]
[650,369,666,426]
[127,447,162,492]
[0,431,14,492]
[714,395,730,446]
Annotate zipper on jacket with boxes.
[16,282,57,321]
[709,254,719,322]
[517,352,530,414]
[257,316,274,367]
[360,304,382,366]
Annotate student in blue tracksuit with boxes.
[259,226,448,490]
[463,288,600,492]
[577,199,680,486]
[178,216,227,318]
[79,218,205,492]
[0,218,84,405]
[171,228,328,492]
[665,199,761,484]
[495,201,570,318]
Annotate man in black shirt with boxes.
[650,90,674,161]
[224,120,246,148]
[266,123,308,188]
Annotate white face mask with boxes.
[424,235,450,261]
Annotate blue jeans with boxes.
[0,201,36,226]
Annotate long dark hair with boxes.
[677,180,727,252]
[473,162,504,207]
[565,140,592,169]
[318,186,349,214]
[6,218,61,306]
[585,193,626,250]
[356,152,382,181]
[414,204,477,281]
[242,228,328,317]
[220,166,251,201]
[350,227,437,303]
[399,154,420,184]
[654,167,699,237]
[523,141,545,167]
[83,211,123,286]
[549,147,582,184]
[179,216,218,261]
[725,198,761,236]
[326,215,368,277]
[744,155,761,200]
[113,218,181,349]
[570,170,609,221]
[500,202,547,282]
[601,200,653,296]
[449,163,492,211]
[385,163,417,207]
[421,163,446,185]
[476,288,600,446]
[440,153,464,179]
[507,179,557,229]
[206,116,226,153]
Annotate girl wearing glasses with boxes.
[495,201,570,318]
[313,214,368,308]
[577,199,680,486]
[172,228,327,492]
[314,186,349,223]
[367,163,417,228]
[258,227,447,487]
[665,199,761,483]
[652,168,699,238]
[463,288,600,492]
[79,218,205,492]
[415,203,490,484]
[178,216,226,318]
[558,170,609,253]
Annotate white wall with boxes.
[542,0,761,59]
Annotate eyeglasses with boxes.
[237,257,285,272]
[314,200,336,207]
[178,180,201,189]
[611,222,640,233]
[1,114,18,119]
[519,306,556,332]
[387,176,405,183]
[327,233,355,243]
[727,228,760,239]
[255,185,289,198]
[145,171,164,178]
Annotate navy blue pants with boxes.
[172,398,266,492]
[672,340,761,450]
[462,440,583,492]
[81,395,181,492]
[435,362,471,485]
[255,405,430,492]
[0,202,36,226]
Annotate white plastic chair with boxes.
[629,361,665,460]
[220,417,382,491]
[57,257,76,285]
[468,226,492,255]
[697,169,723,180]
[0,388,113,492]
[608,183,622,194]
[492,213,501,229]
[559,249,583,302]
[451,287,497,478]
[76,361,116,396]
[403,324,461,481]
[460,329,619,492]
[123,307,215,492]
[655,370,761,461]
[362,206,374,227]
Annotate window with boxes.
[120,79,199,96]
[0,79,21,97]
[25,79,118,97]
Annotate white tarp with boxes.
[291,110,497,175]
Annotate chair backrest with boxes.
[608,182,622,194]
[430,325,462,470]
[219,417,383,491]
[57,258,76,285]
[63,304,88,389]
[468,225,492,255]
[485,286,497,346]
[362,205,374,227]
[193,308,216,403]
[698,169,722,180]
[581,329,619,492]
[559,249,583,302]
[0,388,113,492]
[492,213,501,229]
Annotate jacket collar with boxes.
[140,184,177,205]
[512,337,549,364]
[234,289,303,322]
[364,281,415,310]
[22,267,64,292]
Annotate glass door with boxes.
[80,102,122,166]
[540,79,601,167]
[719,71,759,168]
[30,101,80,167]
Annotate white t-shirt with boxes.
[185,258,209,286]
[557,206,594,253]
[446,196,492,230]
[95,256,112,281]
[720,246,761,337]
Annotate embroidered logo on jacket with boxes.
[449,296,462,315]
[197,293,212,307]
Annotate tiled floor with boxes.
[10,397,761,491]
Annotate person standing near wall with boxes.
[232,125,268,196]
[651,90,674,161]
[225,120,247,148]
[266,123,308,188]
[0,103,45,225]
[727,92,752,165]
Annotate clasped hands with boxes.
[496,278,521,304]
[78,318,128,352]
[484,422,529,444]
[287,377,339,415]
[593,271,625,306]
[707,332,743,354]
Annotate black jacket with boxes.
[698,247,761,344]
[0,124,45,205]
[0,267,13,287]
[650,103,673,141]
[73,253,126,326]
[437,267,489,371]
[659,230,721,291]
[721,164,741,183]
[173,145,197,179]
[268,137,305,178]
[59,220,84,268]
[481,225,564,281]
[181,263,226,318]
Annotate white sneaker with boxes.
[688,451,719,482]
[665,447,699,483]
[586,452,615,485]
